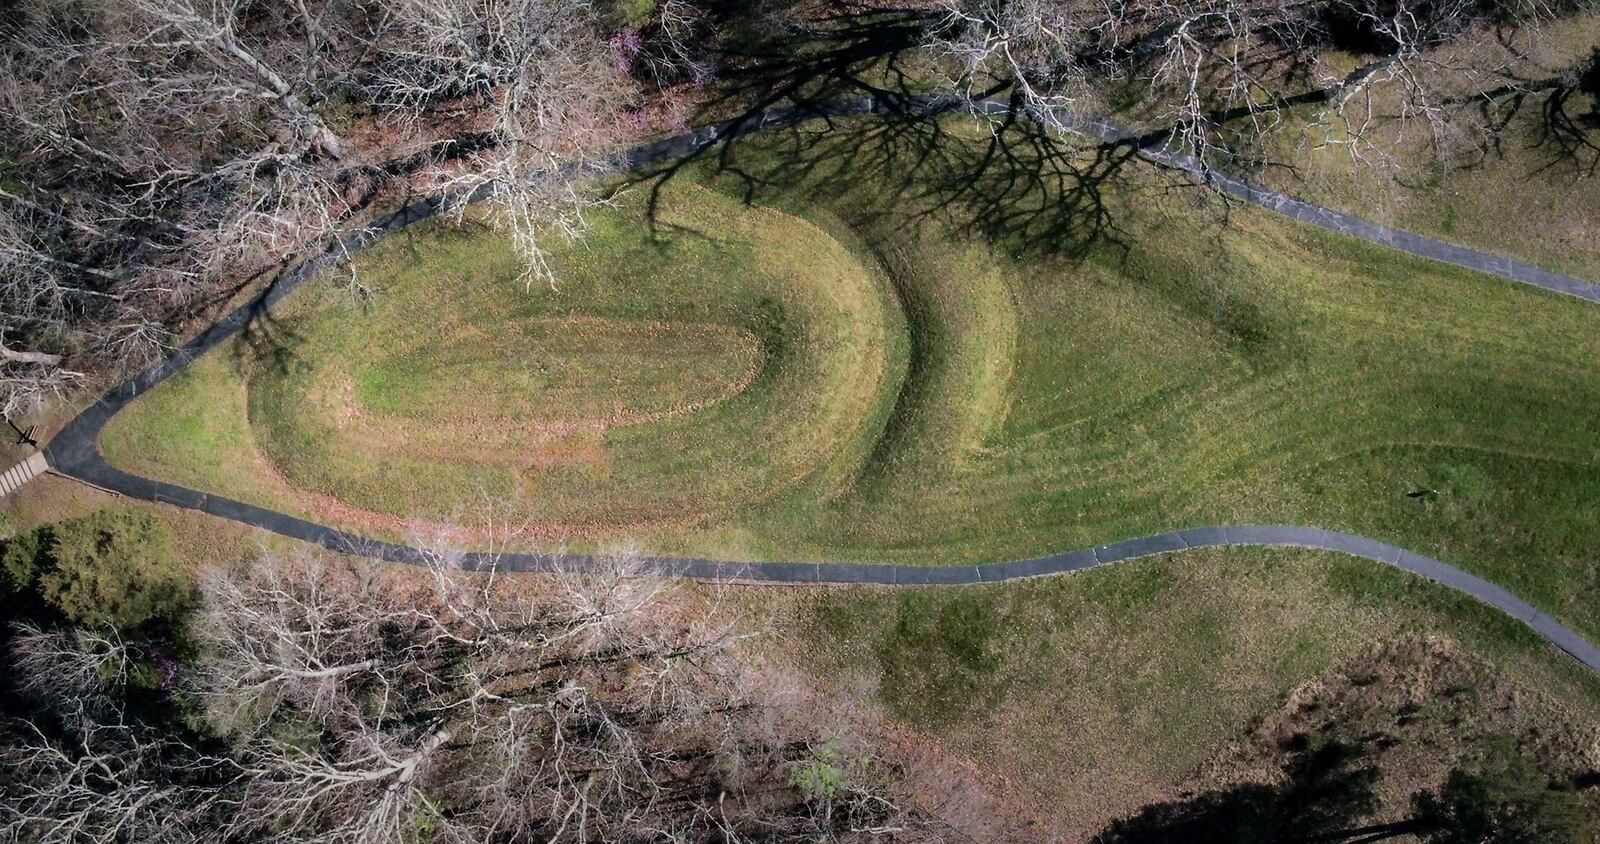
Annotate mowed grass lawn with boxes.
[104,183,906,533]
[101,121,1600,642]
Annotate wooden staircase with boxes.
[0,452,49,499]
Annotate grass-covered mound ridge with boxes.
[104,182,901,533]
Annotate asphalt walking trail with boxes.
[37,96,1600,672]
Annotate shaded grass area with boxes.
[100,119,1600,643]
[769,545,1600,835]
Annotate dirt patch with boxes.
[523,433,612,471]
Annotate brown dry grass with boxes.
[772,545,1600,840]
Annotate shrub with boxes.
[2,525,46,593]
[34,509,189,628]
[605,0,657,29]
[789,739,856,801]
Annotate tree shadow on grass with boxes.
[619,0,1330,373]
[228,261,314,383]
[623,1,1149,265]
[632,95,1148,267]
[1092,729,1596,844]
[1379,43,1600,179]
[1526,47,1600,178]
[1093,734,1381,844]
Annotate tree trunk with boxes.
[1307,817,1428,843]
[0,346,64,366]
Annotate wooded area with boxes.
[1,525,928,842]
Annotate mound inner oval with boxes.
[104,181,899,533]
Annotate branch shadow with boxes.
[231,279,305,381]
[621,2,1142,266]
[1526,48,1600,178]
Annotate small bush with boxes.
[2,525,46,592]
[789,740,855,801]
[34,509,189,628]
[605,0,656,29]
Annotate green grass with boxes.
[774,545,1600,834]
[97,351,299,513]
[107,183,903,530]
[101,120,1600,645]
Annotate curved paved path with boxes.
[39,95,1600,673]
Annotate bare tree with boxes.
[638,0,717,88]
[0,0,360,416]
[924,1,1318,155]
[8,623,133,715]
[363,0,644,288]
[925,0,1095,115]
[922,0,1581,170]
[183,548,921,842]
[1,623,229,844]
[3,546,929,842]
[1307,0,1549,169]
[0,717,223,844]
[0,0,674,414]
